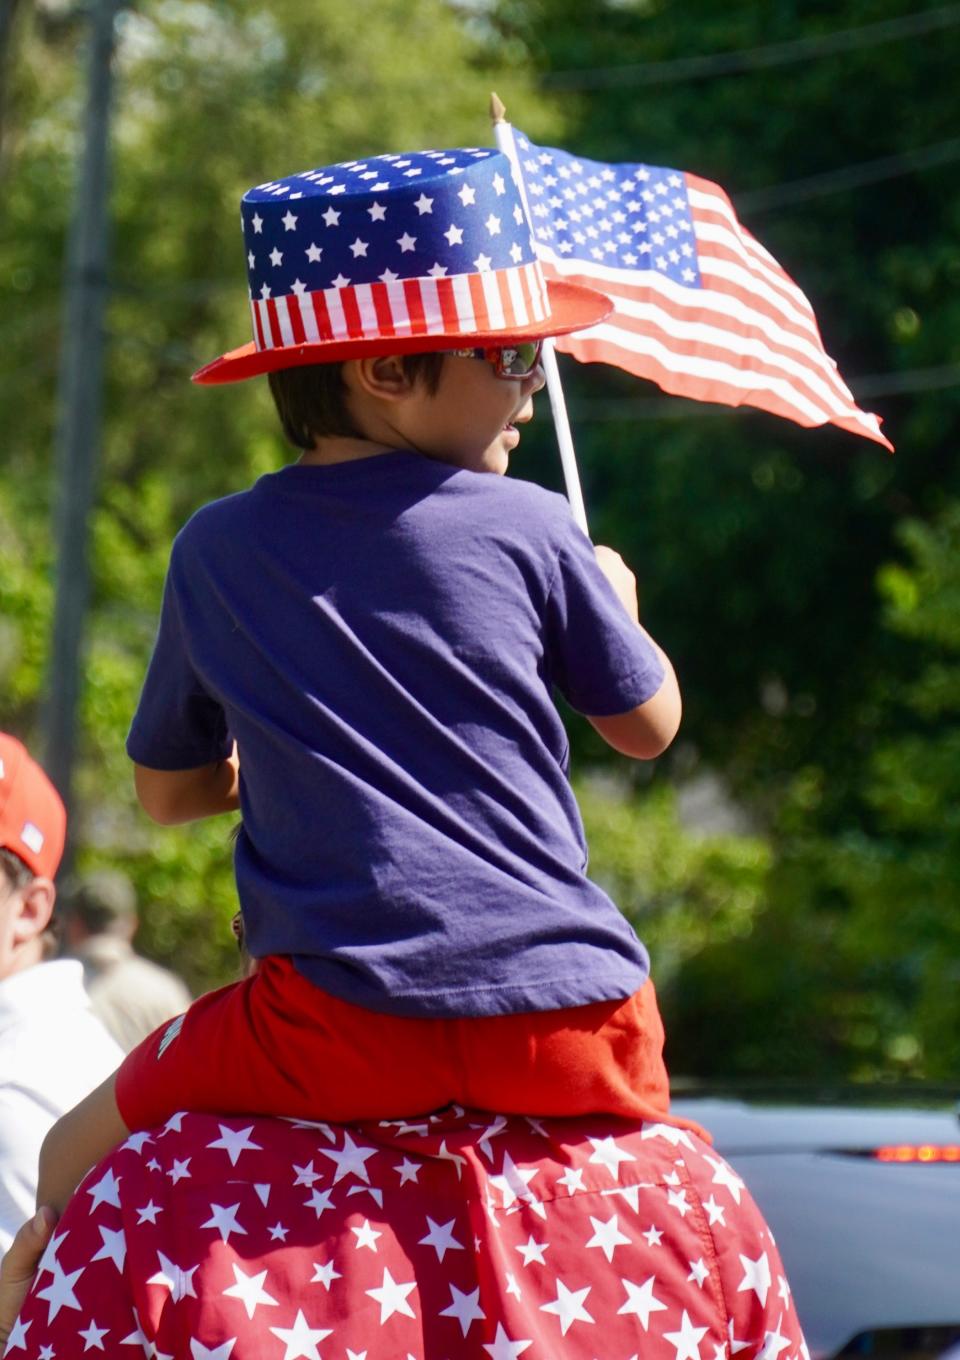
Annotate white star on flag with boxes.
[663,1309,710,1360]
[367,201,387,221]
[365,1266,417,1324]
[738,1250,772,1305]
[281,210,297,231]
[617,1275,667,1329]
[222,1263,279,1319]
[349,238,368,257]
[540,1278,594,1335]
[485,213,501,235]
[457,184,476,206]
[396,232,416,252]
[444,224,464,245]
[305,243,322,262]
[147,1250,198,1303]
[585,1212,631,1262]
[321,207,340,226]
[439,1283,485,1336]
[414,193,433,214]
[206,1124,262,1166]
[269,247,283,267]
[418,1215,464,1260]
[251,213,263,233]
[331,272,350,288]
[268,1309,332,1360]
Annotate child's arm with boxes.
[586,545,682,760]
[134,742,240,825]
[36,1072,129,1217]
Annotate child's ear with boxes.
[348,355,415,403]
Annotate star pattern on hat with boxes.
[11,1109,807,1359]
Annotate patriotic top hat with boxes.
[192,147,611,384]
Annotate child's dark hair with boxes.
[268,354,445,450]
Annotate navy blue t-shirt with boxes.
[127,452,665,1017]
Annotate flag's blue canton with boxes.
[514,135,703,290]
[241,148,537,299]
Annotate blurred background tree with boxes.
[1,0,956,1075]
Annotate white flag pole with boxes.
[491,94,590,536]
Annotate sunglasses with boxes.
[445,339,544,379]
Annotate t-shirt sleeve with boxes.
[126,550,232,770]
[544,512,665,717]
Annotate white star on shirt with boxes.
[444,223,464,245]
[688,1258,710,1286]
[349,237,368,257]
[281,210,298,231]
[189,1341,236,1360]
[86,1166,122,1211]
[137,1200,162,1225]
[555,1165,585,1195]
[207,1125,262,1166]
[617,1275,667,1329]
[395,1157,421,1184]
[757,1316,793,1360]
[36,1258,84,1322]
[540,1279,594,1335]
[704,1154,745,1203]
[738,1250,772,1304]
[367,201,387,221]
[418,1216,464,1260]
[458,184,476,206]
[147,1251,198,1303]
[587,1134,636,1181]
[482,1322,532,1359]
[78,1318,110,1351]
[305,242,322,262]
[304,1187,334,1217]
[663,1310,710,1360]
[322,207,340,226]
[489,1152,539,1209]
[585,1212,631,1262]
[439,1282,485,1335]
[365,1266,417,1324]
[351,1218,382,1252]
[269,247,283,267]
[91,1224,127,1272]
[320,1131,377,1183]
[167,1156,192,1183]
[703,1195,726,1225]
[309,1259,341,1290]
[515,1234,549,1266]
[268,1309,332,1360]
[222,1263,279,1319]
[268,1222,289,1241]
[201,1203,247,1244]
[396,232,417,252]
[414,193,434,214]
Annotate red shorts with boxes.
[115,955,707,1139]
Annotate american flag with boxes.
[503,126,892,449]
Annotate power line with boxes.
[541,5,960,89]
[738,136,960,213]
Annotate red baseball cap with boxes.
[0,734,66,880]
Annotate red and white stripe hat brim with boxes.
[192,276,611,385]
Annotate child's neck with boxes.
[298,436,402,467]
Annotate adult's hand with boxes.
[0,1206,57,1354]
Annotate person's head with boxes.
[190,147,610,460]
[0,734,66,980]
[267,340,545,475]
[61,868,138,948]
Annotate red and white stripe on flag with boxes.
[509,125,891,450]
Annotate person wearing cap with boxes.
[0,734,122,1254]
[60,869,192,1052]
[32,145,695,1219]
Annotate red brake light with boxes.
[874,1144,960,1162]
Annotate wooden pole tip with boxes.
[489,91,506,123]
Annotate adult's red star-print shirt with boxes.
[9,1107,808,1358]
